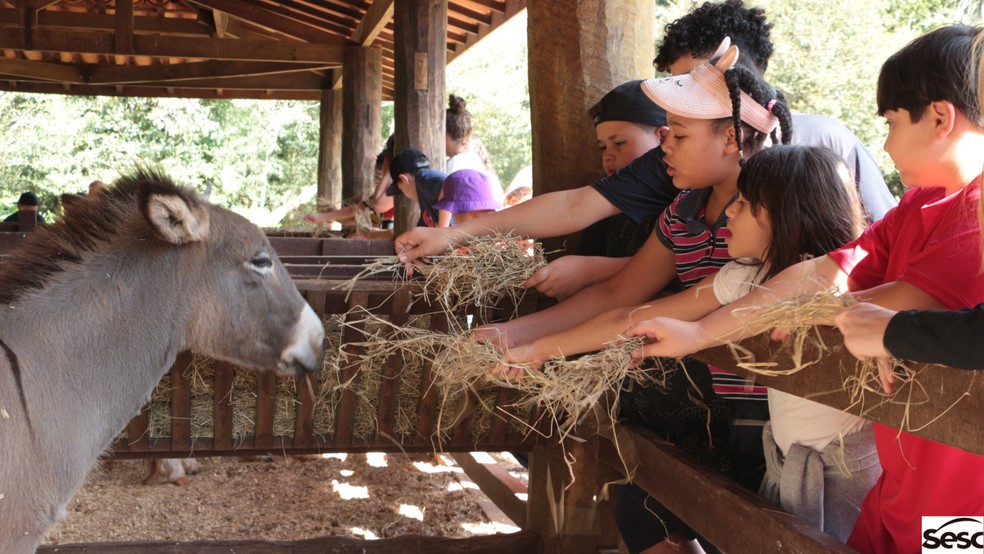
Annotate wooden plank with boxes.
[114,0,133,53]
[37,530,541,553]
[254,370,276,450]
[372,287,411,446]
[0,57,85,82]
[414,313,449,442]
[212,360,235,451]
[293,371,318,448]
[451,452,527,528]
[187,0,342,43]
[333,291,370,448]
[0,28,347,63]
[170,351,193,452]
[616,424,854,553]
[694,327,984,457]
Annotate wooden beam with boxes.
[86,60,330,85]
[0,80,323,99]
[350,0,392,46]
[187,0,341,43]
[0,8,214,36]
[695,327,984,458]
[617,425,855,554]
[0,28,346,63]
[451,453,527,528]
[341,45,382,203]
[114,0,133,53]
[0,57,84,82]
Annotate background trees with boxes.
[0,2,978,225]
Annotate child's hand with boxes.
[303,213,327,224]
[395,227,455,272]
[624,317,701,360]
[472,324,513,352]
[522,257,591,300]
[490,343,544,380]
[833,303,896,359]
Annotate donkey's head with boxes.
[133,172,325,376]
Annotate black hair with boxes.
[715,60,793,162]
[738,145,864,280]
[877,24,984,127]
[446,94,473,142]
[654,0,773,74]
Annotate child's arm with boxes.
[304,204,357,224]
[627,256,948,359]
[522,255,633,299]
[505,273,723,368]
[474,232,678,349]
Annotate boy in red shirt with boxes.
[626,25,984,554]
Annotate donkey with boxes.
[0,169,325,553]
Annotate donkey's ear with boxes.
[140,185,211,245]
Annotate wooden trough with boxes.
[1,231,979,553]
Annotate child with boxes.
[627,25,984,554]
[504,145,879,543]
[445,94,504,204]
[530,80,666,300]
[434,169,502,225]
[387,149,448,229]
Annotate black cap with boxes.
[388,149,431,195]
[591,80,667,127]
[16,192,38,206]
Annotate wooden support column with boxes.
[342,46,383,205]
[527,0,655,256]
[392,0,447,234]
[316,84,342,210]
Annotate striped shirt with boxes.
[656,188,767,401]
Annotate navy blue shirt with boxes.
[591,147,678,225]
[414,169,447,227]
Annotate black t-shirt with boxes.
[3,211,46,223]
[590,147,678,225]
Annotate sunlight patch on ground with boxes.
[366,452,388,468]
[398,503,425,521]
[339,469,354,477]
[462,521,522,535]
[413,457,463,474]
[321,453,347,461]
[447,481,464,492]
[349,527,378,540]
[331,480,368,500]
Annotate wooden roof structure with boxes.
[0,0,526,101]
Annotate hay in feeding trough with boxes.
[338,233,547,326]
[414,234,546,323]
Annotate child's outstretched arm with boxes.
[473,232,678,350]
[394,186,619,264]
[505,273,724,368]
[626,255,846,359]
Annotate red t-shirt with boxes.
[828,182,984,554]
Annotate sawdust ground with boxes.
[43,452,528,546]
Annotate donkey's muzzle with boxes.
[280,304,325,376]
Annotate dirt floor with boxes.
[43,452,528,546]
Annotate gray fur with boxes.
[0,170,325,552]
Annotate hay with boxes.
[729,288,855,375]
[337,233,547,326]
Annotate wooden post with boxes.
[342,46,383,205]
[392,0,447,235]
[316,83,343,211]
[527,0,655,256]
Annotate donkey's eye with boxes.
[250,253,273,269]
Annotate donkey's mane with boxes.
[0,168,202,305]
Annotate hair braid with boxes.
[722,64,793,161]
